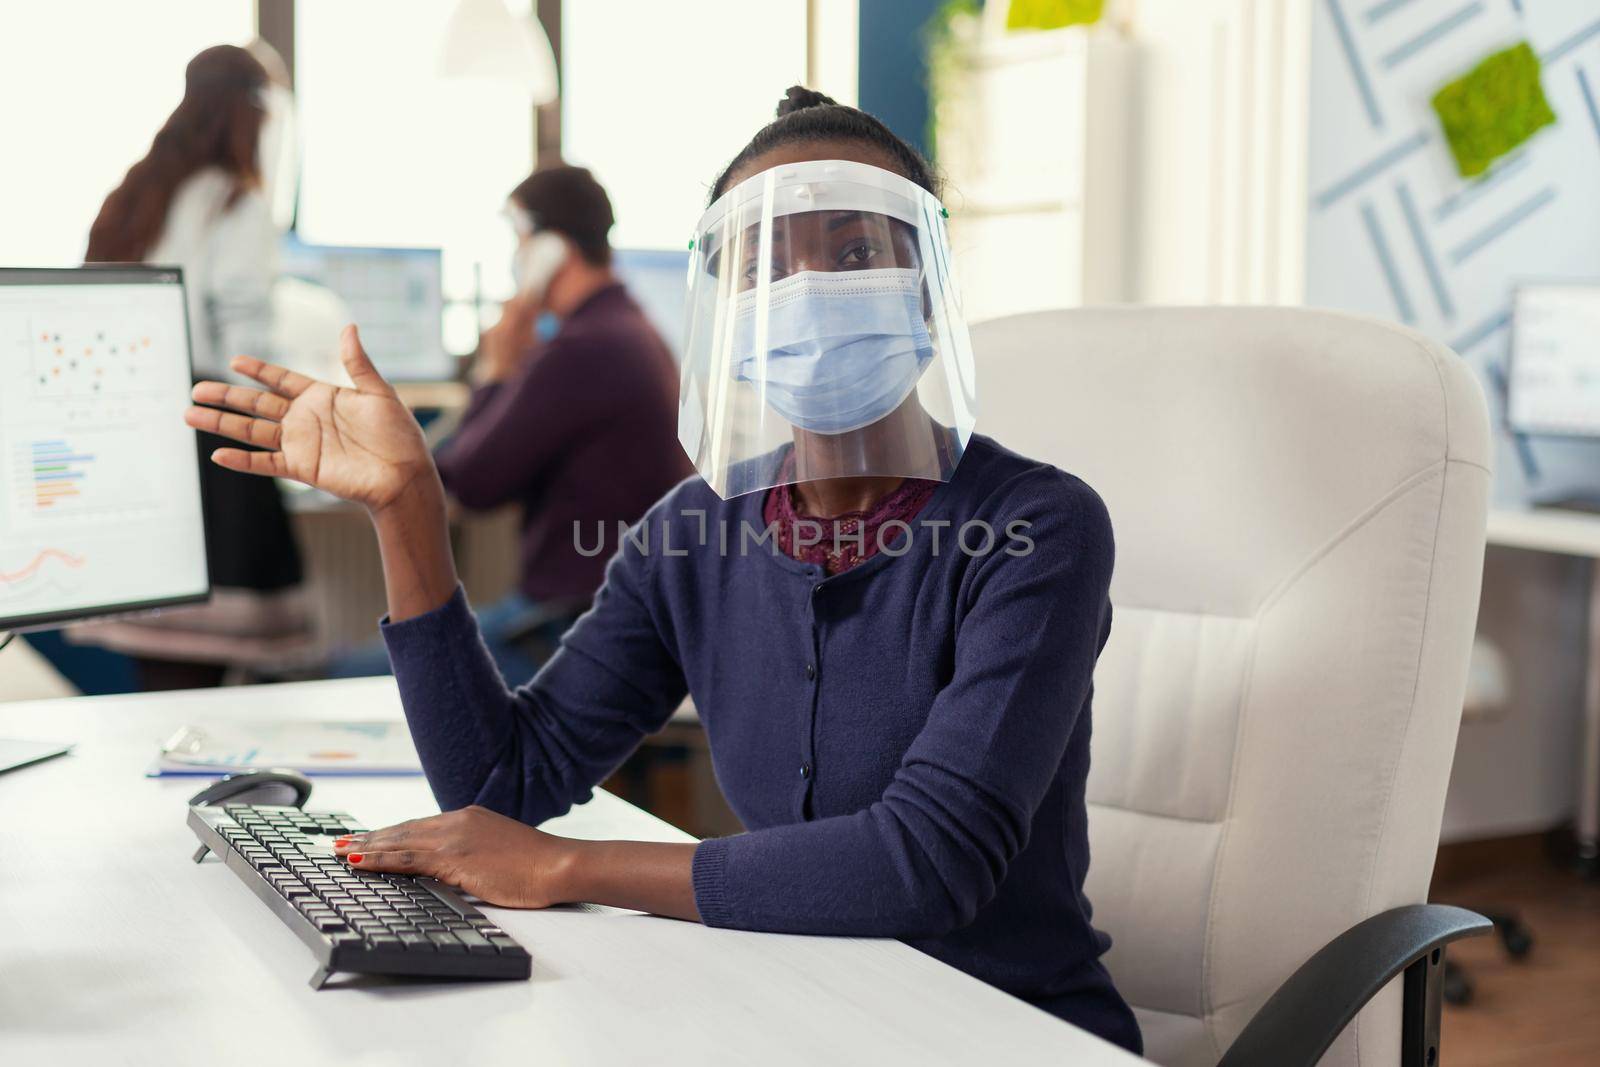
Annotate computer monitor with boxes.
[613,248,689,359]
[1507,283,1600,438]
[0,267,210,632]
[279,235,450,381]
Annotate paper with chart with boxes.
[153,720,422,776]
[0,280,208,626]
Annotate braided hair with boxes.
[710,86,938,202]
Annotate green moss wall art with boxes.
[1431,41,1557,180]
[1005,0,1104,32]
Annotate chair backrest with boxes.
[971,307,1490,1067]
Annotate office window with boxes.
[295,0,539,352]
[0,1,255,266]
[560,0,809,251]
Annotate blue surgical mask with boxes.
[535,311,561,342]
[732,268,934,435]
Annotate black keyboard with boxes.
[188,803,532,988]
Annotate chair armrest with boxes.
[1217,904,1491,1067]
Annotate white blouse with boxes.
[146,167,276,378]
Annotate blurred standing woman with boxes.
[85,44,304,689]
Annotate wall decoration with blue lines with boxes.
[1309,0,1600,502]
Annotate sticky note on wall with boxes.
[1431,41,1557,179]
[1006,0,1105,31]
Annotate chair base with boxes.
[1440,913,1535,1006]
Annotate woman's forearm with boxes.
[560,839,701,922]
[369,473,461,623]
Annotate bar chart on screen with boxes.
[17,440,95,510]
[9,430,155,518]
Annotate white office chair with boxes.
[972,307,1493,1067]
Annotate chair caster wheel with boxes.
[1500,922,1533,959]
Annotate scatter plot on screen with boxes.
[28,321,172,398]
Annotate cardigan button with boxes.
[804,663,816,680]
[800,763,812,779]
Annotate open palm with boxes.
[185,326,433,512]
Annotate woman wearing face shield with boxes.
[84,44,303,690]
[186,88,1139,1052]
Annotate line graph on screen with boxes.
[0,547,87,585]
[0,547,89,612]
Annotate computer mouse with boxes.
[188,768,313,809]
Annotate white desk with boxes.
[0,677,1142,1066]
[1488,506,1600,559]
[1486,507,1600,862]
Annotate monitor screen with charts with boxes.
[279,236,450,381]
[0,267,209,632]
[1508,283,1600,439]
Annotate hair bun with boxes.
[777,85,838,117]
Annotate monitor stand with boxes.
[0,739,73,775]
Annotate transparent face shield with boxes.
[254,85,298,234]
[678,159,977,499]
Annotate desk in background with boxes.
[1485,506,1600,867]
[0,677,1142,1066]
[283,489,523,661]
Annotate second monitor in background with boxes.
[279,236,450,382]
[1508,282,1600,441]
[613,249,689,360]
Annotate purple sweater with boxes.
[382,434,1140,1053]
[435,283,689,602]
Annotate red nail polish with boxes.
[348,853,364,864]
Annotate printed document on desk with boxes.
[149,720,422,777]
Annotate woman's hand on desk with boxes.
[333,805,702,920]
[184,325,434,513]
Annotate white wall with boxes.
[560,0,808,250]
[1303,0,1600,842]
[807,0,859,106]
[0,1,255,267]
[1123,0,1593,842]
[1305,0,1600,507]
[1124,0,1311,305]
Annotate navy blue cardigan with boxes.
[382,434,1141,1053]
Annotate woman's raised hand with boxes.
[185,326,433,514]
